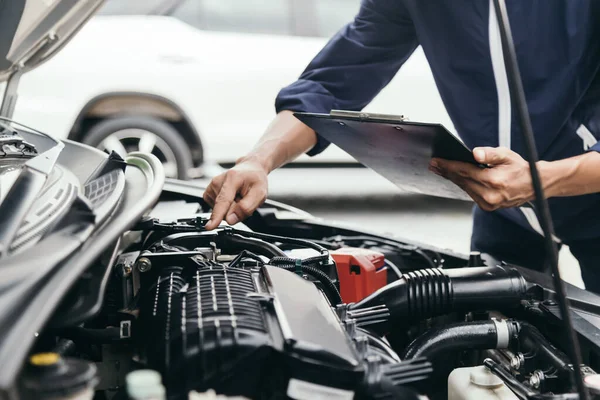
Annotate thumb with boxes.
[473,147,510,165]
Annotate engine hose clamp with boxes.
[492,319,510,348]
[295,259,303,277]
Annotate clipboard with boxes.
[294,110,481,201]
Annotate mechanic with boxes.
[204,1,600,292]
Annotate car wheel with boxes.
[82,115,193,179]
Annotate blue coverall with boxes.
[275,0,600,291]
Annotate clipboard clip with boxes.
[330,110,408,122]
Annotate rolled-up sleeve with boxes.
[275,0,419,156]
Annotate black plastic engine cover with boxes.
[139,261,365,399]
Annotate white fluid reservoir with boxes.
[448,366,519,400]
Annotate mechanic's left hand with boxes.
[429,147,534,211]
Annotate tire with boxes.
[82,115,194,179]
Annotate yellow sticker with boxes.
[29,352,59,366]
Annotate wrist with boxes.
[537,158,580,198]
[236,153,272,173]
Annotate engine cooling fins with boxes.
[139,261,271,396]
[347,305,390,328]
[369,358,433,400]
[382,357,433,387]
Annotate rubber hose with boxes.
[323,235,437,267]
[229,228,329,255]
[402,320,518,360]
[270,256,329,266]
[350,266,527,323]
[60,327,121,344]
[519,322,570,372]
[229,250,265,268]
[276,264,342,305]
[222,233,287,258]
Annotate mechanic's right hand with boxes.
[203,160,269,230]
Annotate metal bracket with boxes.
[0,68,24,121]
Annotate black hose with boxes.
[275,263,342,305]
[270,255,329,267]
[323,235,439,268]
[228,228,329,255]
[221,233,288,258]
[384,259,402,279]
[59,327,121,344]
[519,322,570,373]
[228,250,265,268]
[402,320,519,360]
[413,249,437,269]
[350,266,527,327]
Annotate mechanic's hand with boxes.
[203,160,268,230]
[429,147,534,211]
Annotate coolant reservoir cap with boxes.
[22,353,98,397]
[584,374,600,394]
[470,366,504,388]
[126,370,166,399]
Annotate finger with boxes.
[205,175,240,230]
[225,185,268,225]
[432,158,486,181]
[473,147,512,165]
[458,178,507,211]
[441,170,491,202]
[203,186,217,207]
[431,162,497,209]
[203,175,225,207]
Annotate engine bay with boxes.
[16,189,600,400]
[3,126,600,400]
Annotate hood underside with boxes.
[0,0,104,81]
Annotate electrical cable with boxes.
[323,235,439,268]
[269,255,330,267]
[492,1,587,398]
[226,228,329,255]
[384,259,402,279]
[228,250,266,268]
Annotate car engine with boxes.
[15,191,600,400]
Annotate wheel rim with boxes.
[98,129,179,178]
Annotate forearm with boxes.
[540,151,600,197]
[236,111,317,173]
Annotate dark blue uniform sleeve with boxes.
[275,0,419,156]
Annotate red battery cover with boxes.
[331,248,387,303]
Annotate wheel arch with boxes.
[68,92,204,165]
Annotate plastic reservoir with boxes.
[448,366,518,400]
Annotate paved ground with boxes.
[264,167,585,288]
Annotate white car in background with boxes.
[8,0,453,179]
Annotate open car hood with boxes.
[0,0,104,81]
